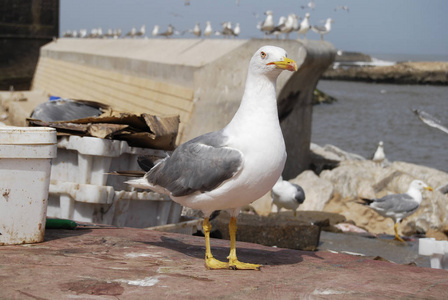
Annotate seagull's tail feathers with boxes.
[125,177,169,195]
[137,154,169,172]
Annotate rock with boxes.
[210,211,329,251]
[312,88,337,105]
[424,228,448,241]
[323,61,448,85]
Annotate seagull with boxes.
[204,21,213,37]
[152,25,159,37]
[125,27,137,38]
[312,18,334,40]
[135,25,146,38]
[192,22,201,37]
[413,109,448,135]
[126,46,298,270]
[233,23,241,37]
[282,14,296,39]
[301,0,315,10]
[271,176,305,216]
[359,180,433,242]
[159,24,174,38]
[372,141,386,166]
[334,5,349,12]
[258,10,275,37]
[297,13,311,40]
[270,16,286,39]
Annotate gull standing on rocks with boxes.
[135,25,146,38]
[126,46,298,270]
[125,27,137,38]
[233,23,241,37]
[270,16,286,39]
[359,180,433,242]
[312,18,334,40]
[372,141,386,166]
[193,22,201,37]
[271,176,306,216]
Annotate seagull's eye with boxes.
[260,51,266,59]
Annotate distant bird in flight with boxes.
[334,5,349,12]
[413,109,448,135]
[359,180,433,242]
[312,18,334,40]
[301,0,315,10]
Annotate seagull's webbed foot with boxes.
[205,255,229,270]
[394,222,406,242]
[227,216,261,271]
[203,218,228,270]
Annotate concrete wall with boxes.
[32,39,335,179]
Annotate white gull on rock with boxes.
[359,180,433,242]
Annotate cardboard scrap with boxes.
[28,106,180,151]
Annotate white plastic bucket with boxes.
[0,126,57,245]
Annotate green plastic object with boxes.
[45,218,77,230]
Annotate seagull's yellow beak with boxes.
[425,186,433,192]
[267,57,298,72]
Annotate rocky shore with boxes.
[322,51,448,85]
[251,143,448,241]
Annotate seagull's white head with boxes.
[410,180,433,192]
[265,10,273,16]
[249,46,298,78]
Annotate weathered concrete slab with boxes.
[1,228,446,299]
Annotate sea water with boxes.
[312,80,448,172]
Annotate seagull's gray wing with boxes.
[146,131,243,197]
[312,25,326,32]
[373,193,419,213]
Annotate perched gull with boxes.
[271,176,306,216]
[135,25,146,38]
[270,16,286,39]
[233,23,241,37]
[125,27,137,38]
[127,46,298,270]
[204,21,213,37]
[297,13,311,40]
[159,24,174,38]
[152,25,159,37]
[372,141,386,165]
[359,180,433,242]
[312,18,334,40]
[413,109,448,135]
[192,22,201,37]
[258,10,275,37]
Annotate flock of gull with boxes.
[62,8,339,40]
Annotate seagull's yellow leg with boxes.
[203,218,228,270]
[227,217,261,270]
[393,222,405,242]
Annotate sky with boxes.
[60,0,448,58]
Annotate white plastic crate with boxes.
[47,135,182,228]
